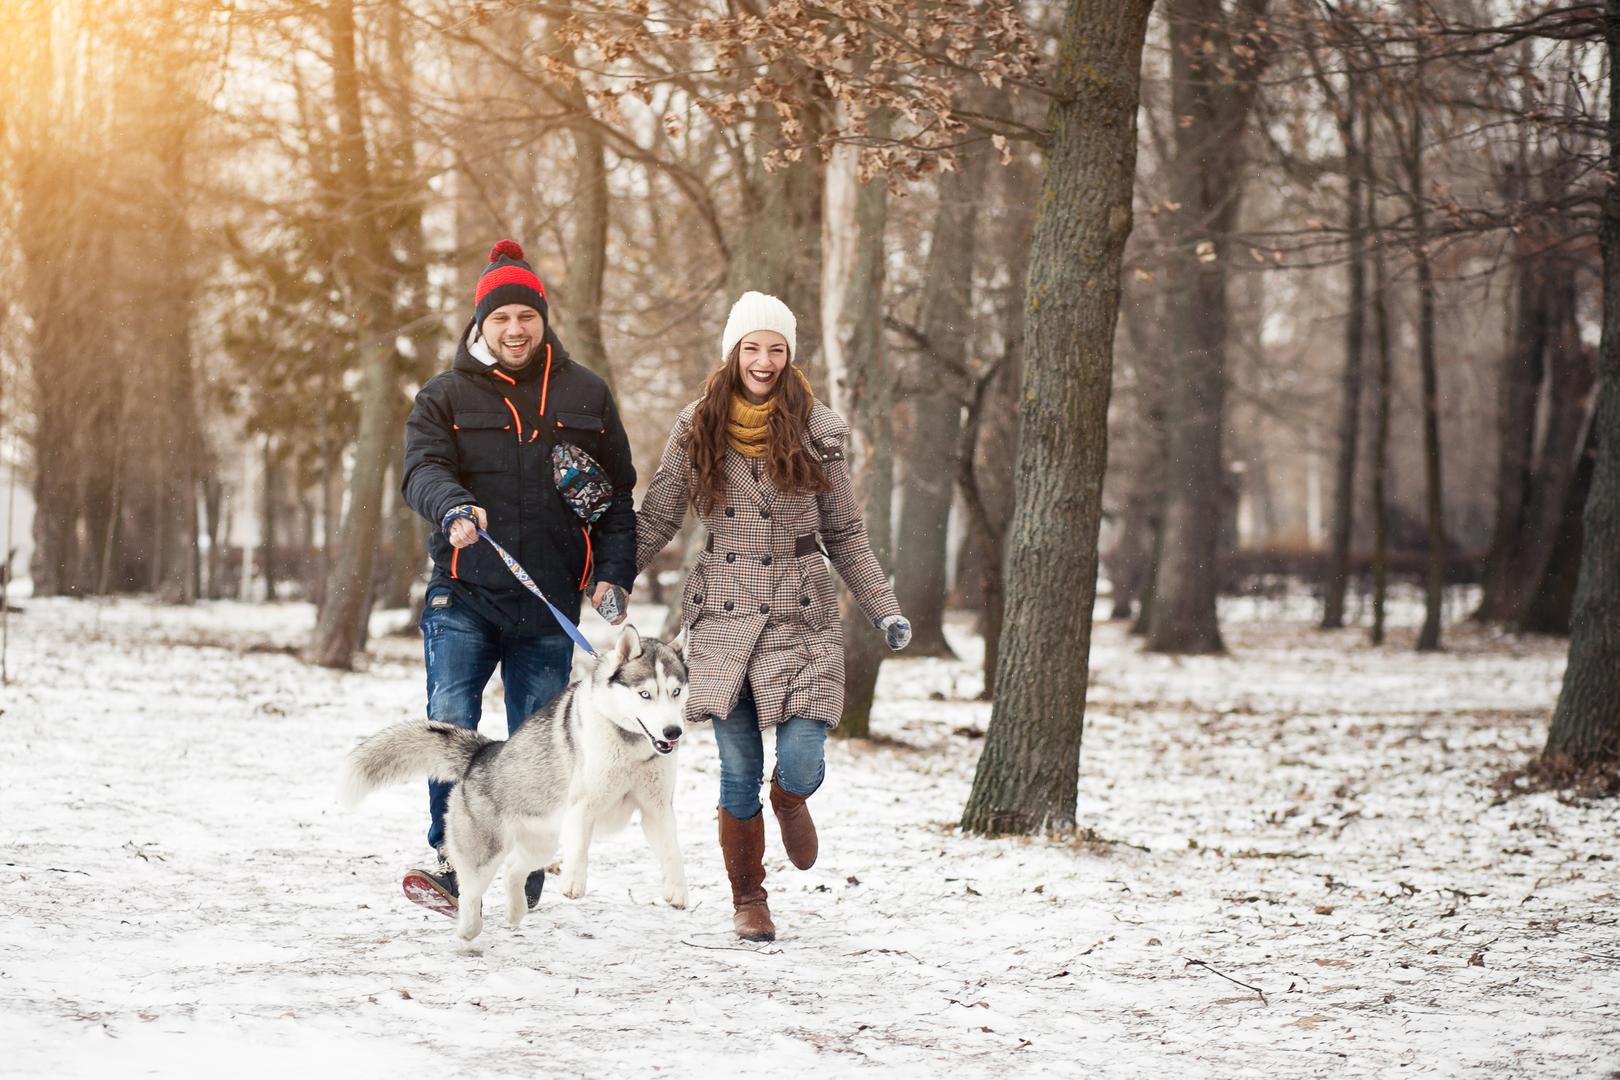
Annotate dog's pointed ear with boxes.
[670,627,687,660]
[614,623,643,665]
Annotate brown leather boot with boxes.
[769,772,818,870]
[718,808,775,942]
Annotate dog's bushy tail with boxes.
[339,721,491,808]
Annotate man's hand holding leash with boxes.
[447,505,487,548]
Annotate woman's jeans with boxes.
[420,586,573,851]
[711,684,827,820]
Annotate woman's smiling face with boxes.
[737,330,790,403]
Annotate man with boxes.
[399,239,635,914]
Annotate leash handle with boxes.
[440,506,596,655]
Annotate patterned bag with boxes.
[551,441,614,524]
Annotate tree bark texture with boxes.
[311,0,399,669]
[727,97,824,369]
[553,28,615,391]
[1477,219,1551,622]
[894,145,990,659]
[836,132,895,738]
[1146,0,1272,655]
[961,0,1153,836]
[1520,423,1595,636]
[1545,0,1620,767]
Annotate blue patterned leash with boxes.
[441,505,596,655]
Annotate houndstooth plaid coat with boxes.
[636,399,902,730]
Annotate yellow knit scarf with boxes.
[725,368,813,458]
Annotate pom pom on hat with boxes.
[721,291,797,363]
[489,239,525,262]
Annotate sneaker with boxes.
[402,853,459,918]
[524,869,545,910]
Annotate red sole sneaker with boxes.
[402,871,458,918]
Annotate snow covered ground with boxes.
[2,592,1616,1078]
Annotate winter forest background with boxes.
[2,1,1619,1074]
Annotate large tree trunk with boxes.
[1321,84,1366,630]
[552,27,615,391]
[152,107,200,605]
[835,118,895,738]
[962,0,1153,836]
[1477,227,1551,622]
[1544,0,1620,767]
[727,97,824,368]
[893,145,990,659]
[1502,267,1597,627]
[19,0,86,597]
[1145,0,1271,655]
[1520,423,1596,635]
[310,0,399,668]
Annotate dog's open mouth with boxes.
[637,718,679,755]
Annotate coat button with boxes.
[760,509,771,519]
[693,595,704,605]
[761,556,772,566]
[726,552,736,563]
[800,596,811,606]
[724,600,735,612]
[759,604,770,614]
[725,506,735,517]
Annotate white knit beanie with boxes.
[721,291,796,363]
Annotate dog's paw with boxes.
[664,883,689,909]
[452,932,486,954]
[560,874,588,900]
[506,899,527,927]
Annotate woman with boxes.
[636,291,912,942]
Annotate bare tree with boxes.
[1145,0,1273,655]
[963,0,1155,836]
[1544,0,1620,770]
[310,0,406,668]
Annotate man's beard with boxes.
[495,335,544,370]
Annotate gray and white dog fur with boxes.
[341,625,690,947]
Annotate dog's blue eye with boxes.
[672,688,681,697]
[639,690,651,699]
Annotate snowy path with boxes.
[2,595,1616,1078]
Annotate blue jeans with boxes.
[420,586,574,850]
[712,684,828,820]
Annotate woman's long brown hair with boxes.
[684,344,829,513]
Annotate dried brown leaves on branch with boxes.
[554,0,1042,183]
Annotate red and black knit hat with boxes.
[474,239,548,331]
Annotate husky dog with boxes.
[341,625,689,946]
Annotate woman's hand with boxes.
[878,614,912,652]
[593,581,628,625]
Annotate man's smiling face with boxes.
[482,304,544,369]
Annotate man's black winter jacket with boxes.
[402,321,636,636]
